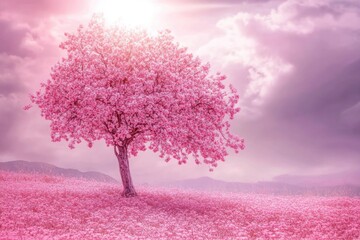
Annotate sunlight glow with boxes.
[94,0,159,28]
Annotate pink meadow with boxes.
[1,171,359,239]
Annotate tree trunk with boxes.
[114,144,137,197]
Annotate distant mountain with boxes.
[0,160,118,183]
[163,176,360,196]
[163,177,304,194]
[273,171,360,187]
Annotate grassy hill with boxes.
[0,171,359,239]
[0,160,117,183]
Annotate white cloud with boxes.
[198,11,293,110]
[341,102,360,128]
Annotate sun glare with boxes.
[93,0,159,28]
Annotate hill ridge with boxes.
[0,160,117,183]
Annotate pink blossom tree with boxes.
[30,16,244,197]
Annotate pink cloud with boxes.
[197,0,360,179]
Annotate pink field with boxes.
[1,171,359,239]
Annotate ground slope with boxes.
[0,160,117,183]
[0,171,359,239]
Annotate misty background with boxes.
[0,0,359,186]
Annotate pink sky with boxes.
[0,0,359,184]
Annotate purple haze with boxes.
[0,0,359,185]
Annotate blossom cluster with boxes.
[1,171,359,239]
[30,15,244,169]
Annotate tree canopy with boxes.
[31,15,244,171]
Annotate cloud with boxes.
[0,1,75,163]
[341,101,360,132]
[0,95,20,154]
[198,0,360,176]
[0,54,26,95]
[0,0,90,20]
[198,12,295,110]
[0,19,33,57]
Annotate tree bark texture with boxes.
[114,144,137,197]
